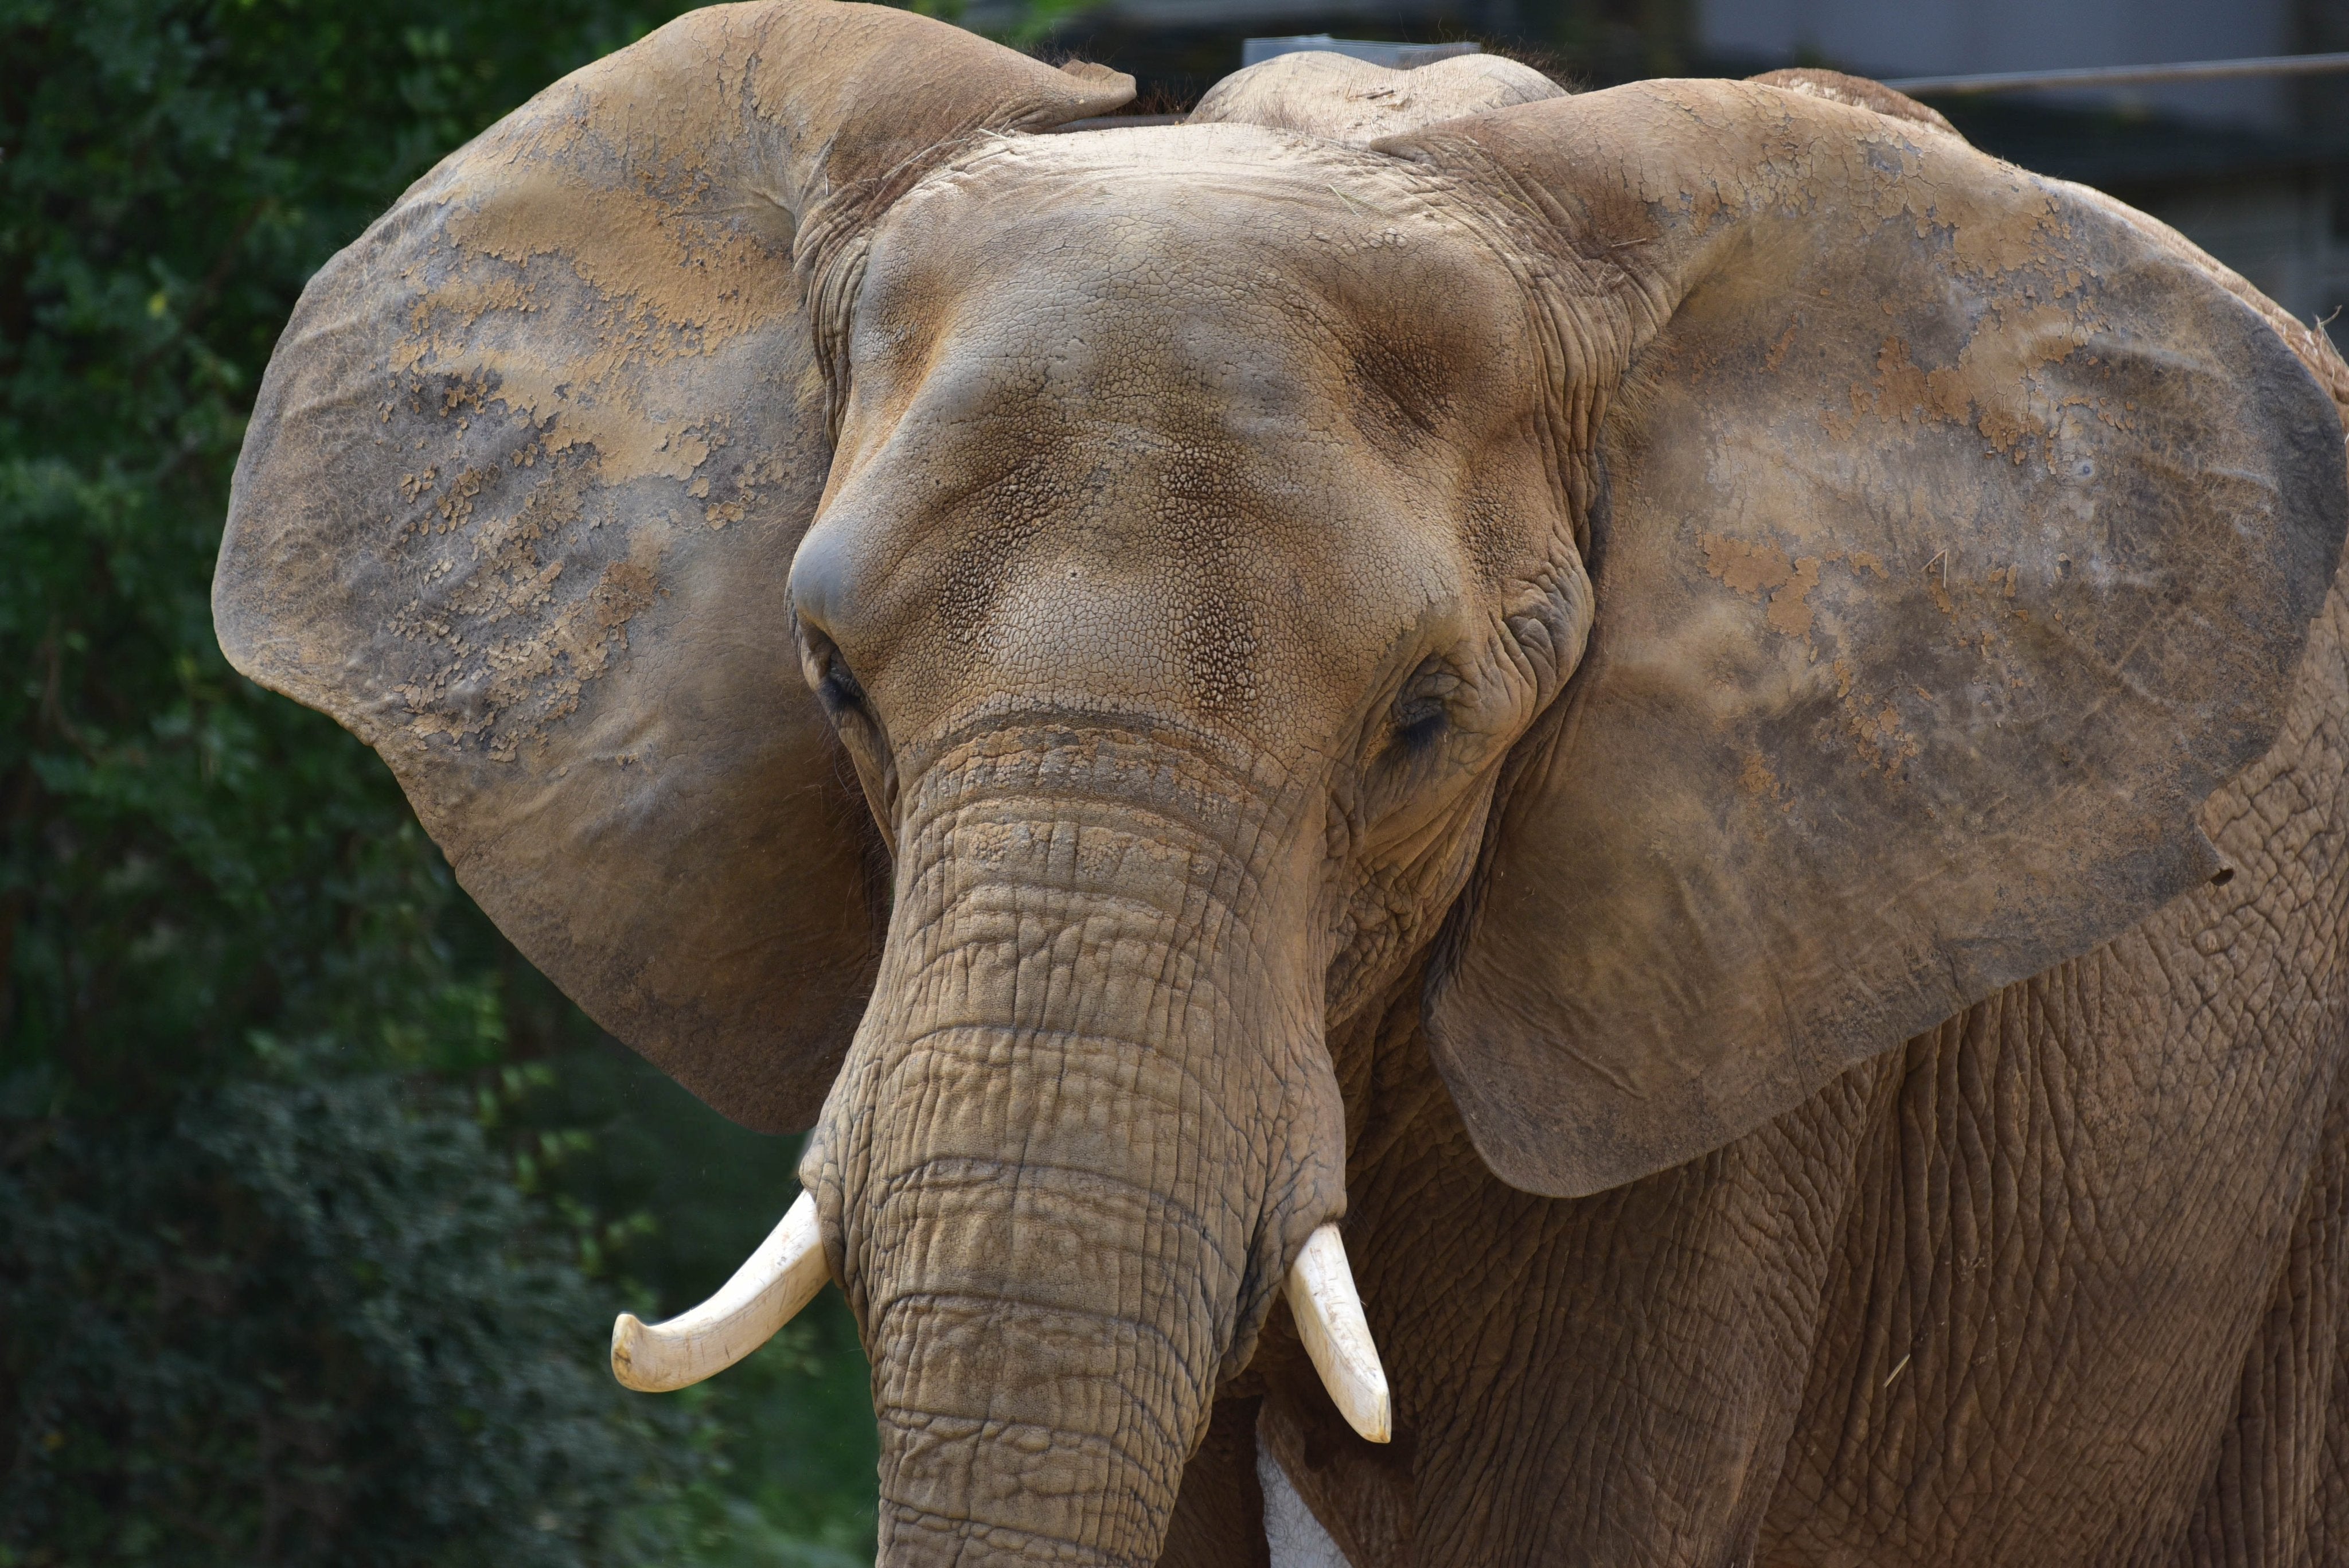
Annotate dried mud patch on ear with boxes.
[366,157,813,763]
[379,415,672,763]
[1698,533,1823,638]
[363,345,738,765]
[439,173,786,356]
[403,134,804,491]
[1846,284,2106,465]
[1935,181,2074,285]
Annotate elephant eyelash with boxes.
[1388,697,1449,754]
[1385,661,1462,758]
[800,627,871,723]
[817,662,869,721]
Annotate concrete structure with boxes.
[1700,0,2349,327]
[1702,0,2304,127]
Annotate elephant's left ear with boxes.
[1391,79,2349,1198]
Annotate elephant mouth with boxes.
[606,1190,1392,1444]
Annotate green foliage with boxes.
[529,1047,883,1568]
[0,1,880,1561]
[0,0,690,1118]
[2,1071,700,1566]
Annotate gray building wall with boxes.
[1698,0,2347,329]
[1699,0,2300,126]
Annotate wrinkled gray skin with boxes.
[212,7,2349,1564]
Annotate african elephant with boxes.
[212,4,2349,1563]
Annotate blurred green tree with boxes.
[0,2,879,1562]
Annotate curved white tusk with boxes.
[611,1189,829,1393]
[1285,1223,1392,1444]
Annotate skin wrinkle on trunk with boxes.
[805,719,1347,1567]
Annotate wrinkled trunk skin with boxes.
[800,726,1344,1567]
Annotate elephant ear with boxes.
[213,3,1131,1130]
[1398,80,2349,1197]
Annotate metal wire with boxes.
[1882,51,2349,95]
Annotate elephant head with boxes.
[214,10,2348,1565]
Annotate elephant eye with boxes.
[1391,696,1446,751]
[797,623,870,723]
[816,658,868,721]
[1386,660,1461,757]
[793,618,898,831]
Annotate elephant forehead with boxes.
[852,127,1547,433]
[802,385,1470,747]
[799,131,1558,743]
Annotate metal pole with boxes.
[1882,51,2349,96]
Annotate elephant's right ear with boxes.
[1393,79,2349,1198]
[213,3,1130,1130]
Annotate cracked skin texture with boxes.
[214,13,2349,1568]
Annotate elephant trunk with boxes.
[859,1094,1228,1565]
[802,728,1349,1567]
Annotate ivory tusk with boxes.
[1285,1223,1392,1444]
[611,1189,828,1393]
